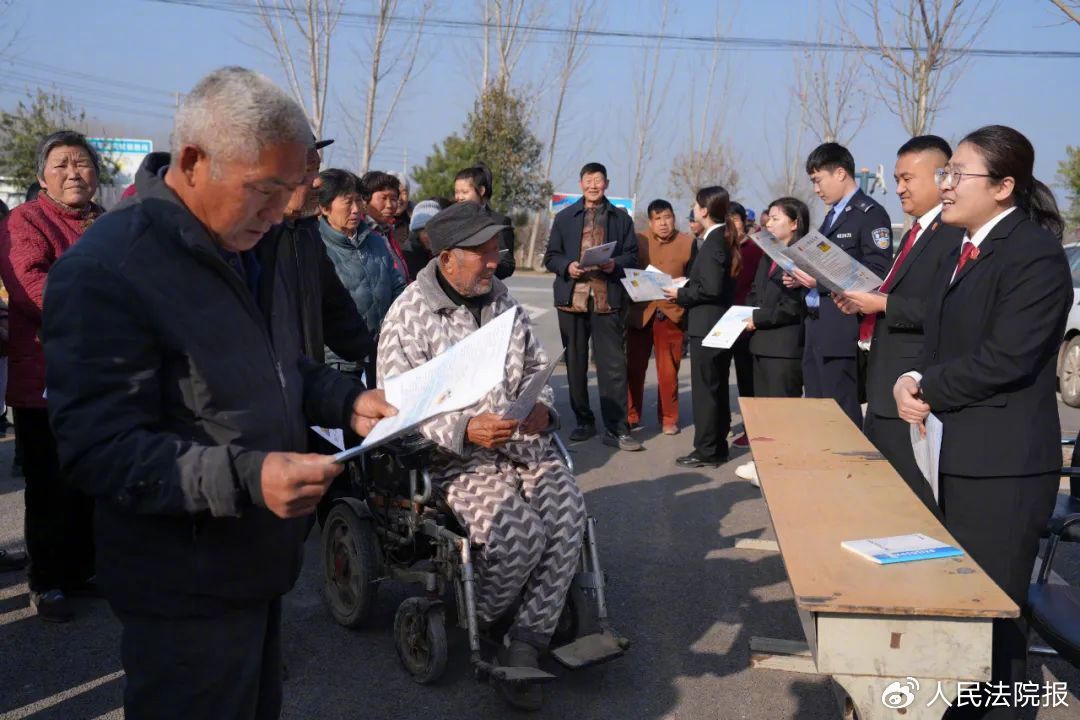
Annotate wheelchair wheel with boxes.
[552,582,601,647]
[394,597,448,684]
[322,503,380,629]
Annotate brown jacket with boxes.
[627,230,694,329]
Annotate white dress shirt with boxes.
[901,206,1018,388]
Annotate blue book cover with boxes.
[841,534,964,565]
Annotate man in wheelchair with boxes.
[376,202,587,709]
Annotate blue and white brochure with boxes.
[841,533,963,565]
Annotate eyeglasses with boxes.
[934,167,996,188]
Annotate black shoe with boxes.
[30,589,74,623]
[0,549,27,572]
[602,432,643,452]
[569,424,596,442]
[64,577,99,598]
[676,451,726,468]
[496,641,544,711]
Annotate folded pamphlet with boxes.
[841,533,963,565]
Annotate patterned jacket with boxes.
[377,259,559,477]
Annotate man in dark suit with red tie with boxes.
[837,136,963,512]
[788,143,892,427]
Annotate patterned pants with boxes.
[442,447,586,648]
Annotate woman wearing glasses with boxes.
[893,125,1069,719]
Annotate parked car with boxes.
[1057,243,1080,407]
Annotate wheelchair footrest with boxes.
[487,665,557,684]
[551,630,629,670]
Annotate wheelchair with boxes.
[318,431,629,689]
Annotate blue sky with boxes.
[0,0,1076,226]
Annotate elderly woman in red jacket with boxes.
[0,130,104,621]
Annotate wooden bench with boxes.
[741,398,1018,720]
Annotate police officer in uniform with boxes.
[786,142,892,427]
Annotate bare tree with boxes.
[847,0,995,137]
[795,20,869,145]
[474,0,546,92]
[254,0,344,137]
[765,100,815,206]
[668,3,740,205]
[354,0,431,172]
[669,145,740,202]
[1050,0,1080,25]
[628,0,673,202]
[479,0,492,89]
[523,0,600,268]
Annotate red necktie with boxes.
[769,260,778,275]
[954,240,977,277]
[859,221,920,343]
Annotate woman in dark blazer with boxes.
[664,185,739,467]
[893,125,1071,720]
[746,197,808,398]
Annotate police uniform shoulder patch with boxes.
[872,227,891,249]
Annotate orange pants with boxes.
[626,314,685,428]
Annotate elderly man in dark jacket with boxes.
[278,137,373,366]
[543,162,639,451]
[41,67,394,720]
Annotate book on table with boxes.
[841,533,963,565]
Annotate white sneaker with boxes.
[735,461,760,487]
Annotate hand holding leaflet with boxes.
[910,413,943,502]
[702,306,758,349]
[579,241,616,268]
[621,278,667,302]
[332,308,517,462]
[622,267,682,302]
[783,230,883,294]
[502,350,564,422]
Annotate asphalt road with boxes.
[0,271,1077,719]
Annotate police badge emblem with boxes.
[872,228,891,250]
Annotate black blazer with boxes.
[676,226,735,338]
[805,188,893,357]
[542,197,638,310]
[865,213,963,417]
[747,258,803,359]
[489,208,516,279]
[916,210,1072,476]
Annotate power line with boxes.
[0,55,177,100]
[143,0,1080,60]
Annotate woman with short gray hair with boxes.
[0,128,103,621]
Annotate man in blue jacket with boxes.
[42,67,394,720]
[544,163,641,451]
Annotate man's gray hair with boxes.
[171,66,311,166]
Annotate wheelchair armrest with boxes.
[1049,511,1080,538]
[385,433,436,457]
[1059,466,1080,479]
[550,433,574,474]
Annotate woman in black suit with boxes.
[746,197,808,398]
[664,185,739,468]
[893,125,1071,720]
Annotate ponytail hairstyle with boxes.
[696,184,742,278]
[454,161,494,205]
[960,125,1064,241]
[767,196,811,242]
